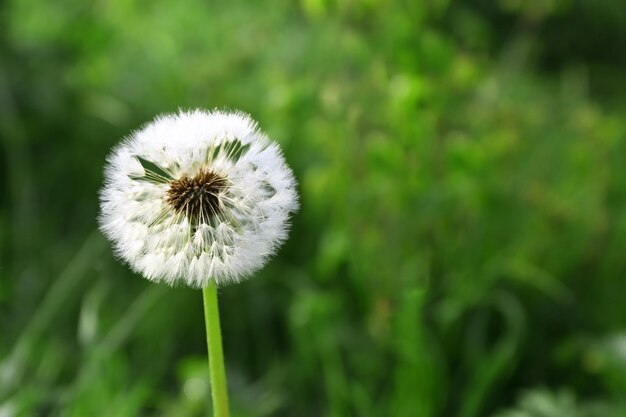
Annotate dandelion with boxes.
[99,109,299,416]
[100,109,298,287]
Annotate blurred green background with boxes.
[2,0,626,416]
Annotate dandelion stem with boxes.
[202,281,230,417]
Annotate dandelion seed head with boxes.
[99,109,299,287]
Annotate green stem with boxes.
[202,281,230,417]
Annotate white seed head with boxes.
[99,109,299,287]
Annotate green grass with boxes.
[1,0,626,416]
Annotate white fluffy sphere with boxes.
[99,109,299,287]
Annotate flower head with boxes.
[99,109,299,287]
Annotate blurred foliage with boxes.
[493,388,626,417]
[1,0,626,416]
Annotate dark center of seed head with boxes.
[166,170,228,222]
